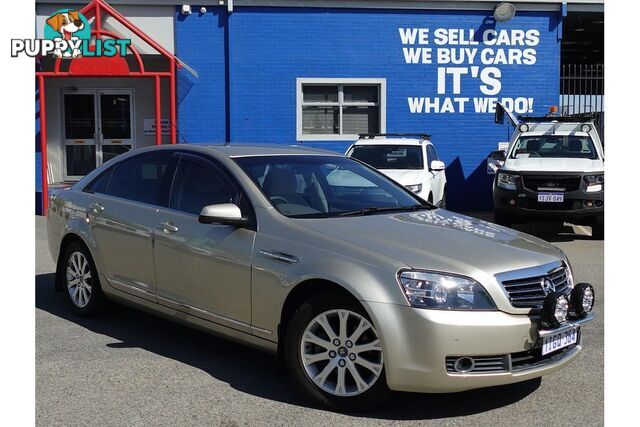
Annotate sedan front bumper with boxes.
[365,301,592,393]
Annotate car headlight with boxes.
[405,183,422,194]
[584,175,604,193]
[497,173,519,191]
[397,270,496,310]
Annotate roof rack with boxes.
[358,133,431,140]
[518,113,597,123]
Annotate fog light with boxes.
[595,200,603,207]
[570,283,595,318]
[453,357,475,373]
[581,123,591,132]
[585,201,593,208]
[543,292,569,328]
[509,199,516,206]
[518,123,529,133]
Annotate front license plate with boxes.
[538,192,564,203]
[541,327,579,355]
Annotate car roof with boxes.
[519,131,591,137]
[352,137,429,146]
[142,143,343,158]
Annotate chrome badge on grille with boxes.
[541,277,556,295]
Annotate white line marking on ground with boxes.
[576,225,591,236]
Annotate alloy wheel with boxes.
[66,251,92,308]
[300,309,383,397]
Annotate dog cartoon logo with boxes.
[44,9,90,58]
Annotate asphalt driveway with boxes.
[35,215,603,426]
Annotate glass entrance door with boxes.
[99,90,133,164]
[62,89,134,181]
[63,91,97,180]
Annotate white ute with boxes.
[490,104,604,239]
[346,133,448,207]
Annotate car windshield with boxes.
[348,145,423,170]
[511,135,598,160]
[234,155,428,218]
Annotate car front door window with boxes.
[170,157,240,215]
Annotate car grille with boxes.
[522,175,581,192]
[445,355,509,373]
[501,267,572,308]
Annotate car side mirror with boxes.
[430,160,446,171]
[198,203,248,227]
[489,150,506,161]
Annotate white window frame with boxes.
[296,78,386,141]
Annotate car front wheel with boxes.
[284,293,390,411]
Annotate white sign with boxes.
[144,118,170,135]
[399,27,539,114]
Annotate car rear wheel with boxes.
[61,241,108,316]
[284,293,390,411]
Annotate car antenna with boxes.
[167,120,190,144]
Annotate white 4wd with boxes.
[346,134,448,207]
[491,104,604,239]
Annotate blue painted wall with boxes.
[176,6,561,210]
[175,8,228,142]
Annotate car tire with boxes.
[60,241,108,317]
[592,215,604,240]
[284,293,390,412]
[493,210,514,227]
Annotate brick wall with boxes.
[176,6,561,210]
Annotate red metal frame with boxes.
[36,0,182,215]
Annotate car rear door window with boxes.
[84,168,113,194]
[170,157,241,215]
[106,151,175,206]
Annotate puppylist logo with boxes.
[11,9,130,59]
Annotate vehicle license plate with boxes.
[537,193,564,203]
[541,327,578,355]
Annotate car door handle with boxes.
[89,202,104,213]
[158,221,179,233]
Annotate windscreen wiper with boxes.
[337,205,432,217]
